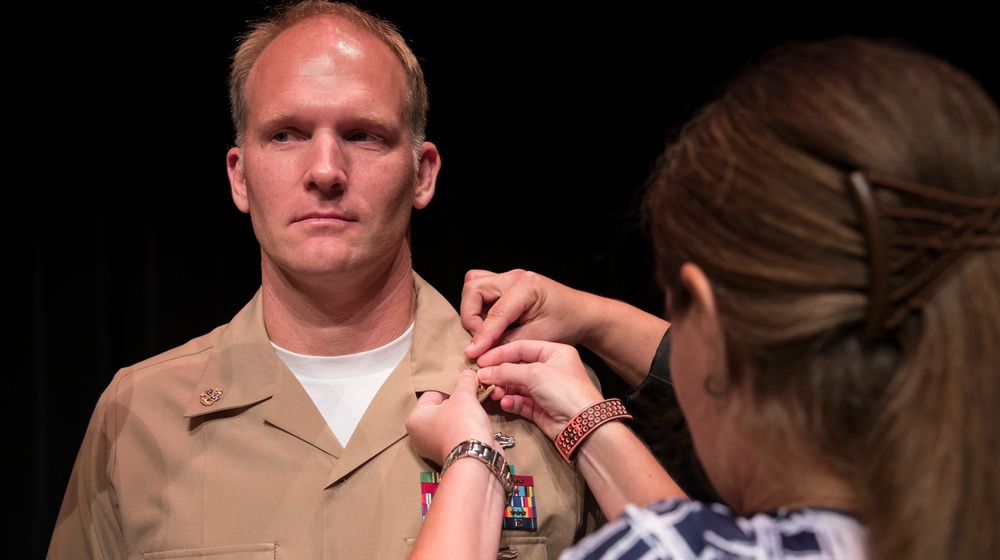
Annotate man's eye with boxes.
[273,131,292,143]
[347,130,373,142]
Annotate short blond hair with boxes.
[228,0,429,151]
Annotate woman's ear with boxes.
[679,263,720,339]
[680,263,751,396]
[679,263,730,389]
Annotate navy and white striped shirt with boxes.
[561,499,867,559]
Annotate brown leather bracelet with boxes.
[554,398,632,465]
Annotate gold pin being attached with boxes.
[473,367,496,400]
[199,387,223,406]
[477,383,496,401]
[474,366,488,394]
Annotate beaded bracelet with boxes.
[554,398,632,465]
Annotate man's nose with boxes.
[305,134,347,191]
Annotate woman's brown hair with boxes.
[645,36,999,559]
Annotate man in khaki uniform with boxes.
[47,2,602,558]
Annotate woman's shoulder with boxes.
[561,499,868,559]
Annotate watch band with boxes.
[441,439,515,505]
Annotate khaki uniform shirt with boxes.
[48,273,603,559]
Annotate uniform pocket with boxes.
[144,542,275,559]
[498,536,549,559]
[405,536,548,559]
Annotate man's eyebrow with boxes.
[254,111,398,131]
[253,111,297,132]
[343,112,399,130]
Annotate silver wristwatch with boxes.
[441,439,516,505]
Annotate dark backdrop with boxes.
[16,2,997,558]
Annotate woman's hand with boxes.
[475,339,606,441]
[461,269,602,358]
[406,369,498,466]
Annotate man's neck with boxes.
[260,256,416,357]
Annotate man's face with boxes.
[227,16,436,283]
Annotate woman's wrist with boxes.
[554,398,633,465]
[573,291,611,350]
[441,439,515,505]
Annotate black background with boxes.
[16,2,998,558]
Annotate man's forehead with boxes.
[285,16,368,58]
[249,15,401,86]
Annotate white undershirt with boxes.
[271,323,413,445]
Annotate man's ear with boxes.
[227,147,250,214]
[413,142,440,210]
